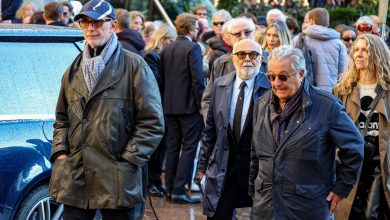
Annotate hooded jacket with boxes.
[294,25,347,92]
[117,29,146,57]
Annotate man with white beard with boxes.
[196,39,271,219]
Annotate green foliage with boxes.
[328,7,360,28]
[217,0,240,17]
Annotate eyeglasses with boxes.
[196,13,208,16]
[357,24,372,32]
[63,12,69,16]
[213,22,225,26]
[266,71,295,81]
[234,51,260,60]
[342,37,356,42]
[230,30,254,37]
[78,18,112,29]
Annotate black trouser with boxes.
[63,204,143,220]
[208,173,253,220]
[164,112,203,194]
[148,132,167,187]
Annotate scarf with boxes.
[81,33,118,93]
[270,84,304,145]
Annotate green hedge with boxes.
[328,7,360,28]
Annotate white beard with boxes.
[238,65,260,80]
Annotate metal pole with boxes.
[152,0,175,28]
[378,0,389,38]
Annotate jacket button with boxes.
[82,118,88,124]
[103,91,108,96]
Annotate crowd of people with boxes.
[2,0,389,219]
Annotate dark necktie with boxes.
[233,81,246,142]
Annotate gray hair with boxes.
[212,9,232,23]
[356,16,373,26]
[227,17,256,33]
[222,19,232,34]
[232,39,262,54]
[268,45,306,76]
[266,9,286,24]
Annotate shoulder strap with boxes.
[361,86,384,136]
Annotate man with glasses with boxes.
[201,17,268,121]
[201,9,232,43]
[249,45,364,220]
[196,39,270,220]
[193,5,208,20]
[49,0,164,219]
[356,16,374,36]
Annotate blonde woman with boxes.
[144,24,177,197]
[334,34,390,220]
[15,2,36,24]
[262,21,291,52]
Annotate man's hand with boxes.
[194,171,205,184]
[56,154,68,160]
[326,191,344,214]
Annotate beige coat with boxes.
[334,86,390,219]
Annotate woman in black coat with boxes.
[144,23,177,196]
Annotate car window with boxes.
[0,42,81,118]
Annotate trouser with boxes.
[208,173,252,220]
[148,131,167,187]
[165,112,203,194]
[63,203,144,220]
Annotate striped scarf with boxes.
[81,33,118,93]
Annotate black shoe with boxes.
[171,193,201,204]
[148,185,165,197]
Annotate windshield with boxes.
[0,42,81,119]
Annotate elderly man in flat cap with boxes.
[49,0,164,219]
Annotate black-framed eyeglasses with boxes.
[230,30,254,37]
[266,71,295,81]
[342,37,356,42]
[234,51,260,60]
[213,22,225,26]
[78,18,112,29]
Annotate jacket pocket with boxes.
[295,184,326,199]
[116,160,144,207]
[49,158,68,199]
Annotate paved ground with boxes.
[144,193,251,220]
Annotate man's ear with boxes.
[309,18,315,25]
[299,69,305,78]
[111,20,118,30]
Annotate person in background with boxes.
[198,18,210,42]
[250,45,364,220]
[50,0,164,219]
[142,21,156,45]
[43,1,66,26]
[201,9,232,43]
[334,34,390,220]
[144,24,177,197]
[369,15,380,36]
[286,17,300,39]
[0,0,22,23]
[356,16,373,36]
[340,26,357,53]
[266,8,286,24]
[196,39,270,220]
[61,1,77,27]
[14,2,36,24]
[129,10,144,33]
[262,21,291,52]
[160,13,205,204]
[115,8,146,57]
[29,11,45,24]
[193,5,208,20]
[256,15,268,31]
[293,7,347,92]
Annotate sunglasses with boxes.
[342,37,356,42]
[78,18,112,29]
[357,24,372,32]
[234,51,260,60]
[213,22,225,26]
[266,72,295,81]
[230,30,254,37]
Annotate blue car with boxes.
[0,24,84,220]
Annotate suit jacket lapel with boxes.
[69,55,89,99]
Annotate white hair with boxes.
[266,8,286,23]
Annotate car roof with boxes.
[0,24,84,43]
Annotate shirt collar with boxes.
[235,75,256,90]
